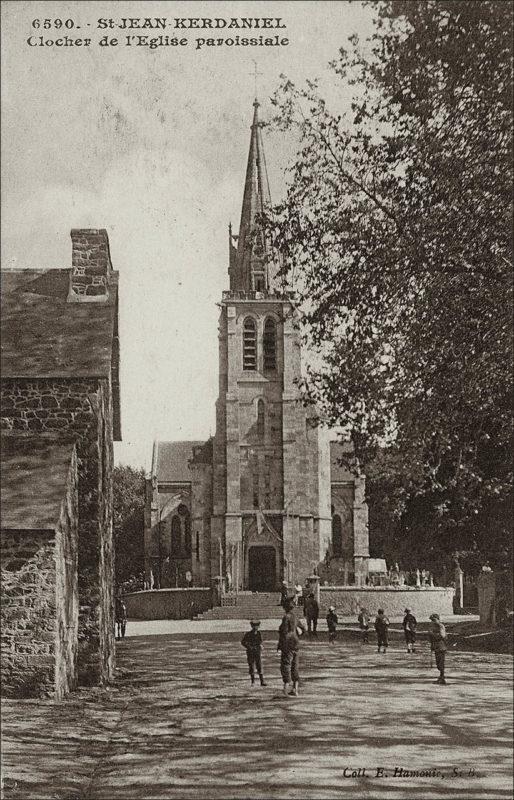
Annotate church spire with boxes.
[230,99,273,293]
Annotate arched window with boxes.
[170,515,181,556]
[332,514,343,558]
[257,399,265,439]
[263,318,277,371]
[243,317,257,370]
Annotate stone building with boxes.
[144,102,369,594]
[1,229,121,697]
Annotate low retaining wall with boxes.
[320,586,454,620]
[124,588,213,620]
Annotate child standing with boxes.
[114,596,127,640]
[429,613,448,685]
[241,620,267,686]
[358,607,370,643]
[374,608,390,653]
[326,606,338,644]
[403,607,417,653]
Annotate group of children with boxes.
[357,606,417,653]
[241,603,448,690]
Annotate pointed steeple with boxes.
[230,100,273,293]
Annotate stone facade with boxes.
[144,103,369,594]
[1,446,78,698]
[1,228,121,697]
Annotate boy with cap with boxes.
[374,608,390,653]
[326,606,338,644]
[241,620,267,686]
[429,613,448,684]
[403,607,417,653]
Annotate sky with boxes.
[1,0,374,470]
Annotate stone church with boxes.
[144,101,369,593]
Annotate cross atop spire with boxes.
[249,60,263,102]
[228,100,273,293]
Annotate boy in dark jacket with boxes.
[374,608,389,653]
[429,613,448,684]
[241,620,266,686]
[326,606,338,644]
[304,593,320,635]
[403,607,417,653]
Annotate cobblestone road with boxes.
[1,631,512,799]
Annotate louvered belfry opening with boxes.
[243,317,257,369]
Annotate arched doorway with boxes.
[248,546,276,591]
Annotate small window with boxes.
[196,532,200,562]
[263,318,277,371]
[332,514,343,558]
[184,528,192,556]
[257,399,265,439]
[243,317,257,370]
[170,515,181,556]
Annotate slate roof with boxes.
[1,268,121,439]
[1,436,76,531]
[152,441,206,483]
[329,440,356,482]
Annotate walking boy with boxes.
[374,608,389,653]
[114,596,127,640]
[304,592,320,635]
[358,607,370,643]
[278,598,301,696]
[241,620,267,686]
[403,607,417,653]
[429,613,448,684]
[326,605,338,644]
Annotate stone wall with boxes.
[0,378,99,435]
[124,588,213,620]
[1,530,57,697]
[1,449,79,699]
[319,586,454,620]
[76,379,115,686]
[54,446,79,697]
[1,377,115,687]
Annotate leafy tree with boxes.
[266,1,513,563]
[113,465,146,586]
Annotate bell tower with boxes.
[211,101,332,592]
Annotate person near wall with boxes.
[374,608,390,653]
[358,607,370,644]
[304,593,320,636]
[294,582,303,607]
[114,596,127,640]
[429,613,448,685]
[277,598,302,696]
[279,581,289,609]
[403,607,417,653]
[326,606,338,644]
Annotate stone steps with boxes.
[197,606,285,620]
[197,592,288,620]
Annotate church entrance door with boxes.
[248,546,276,592]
